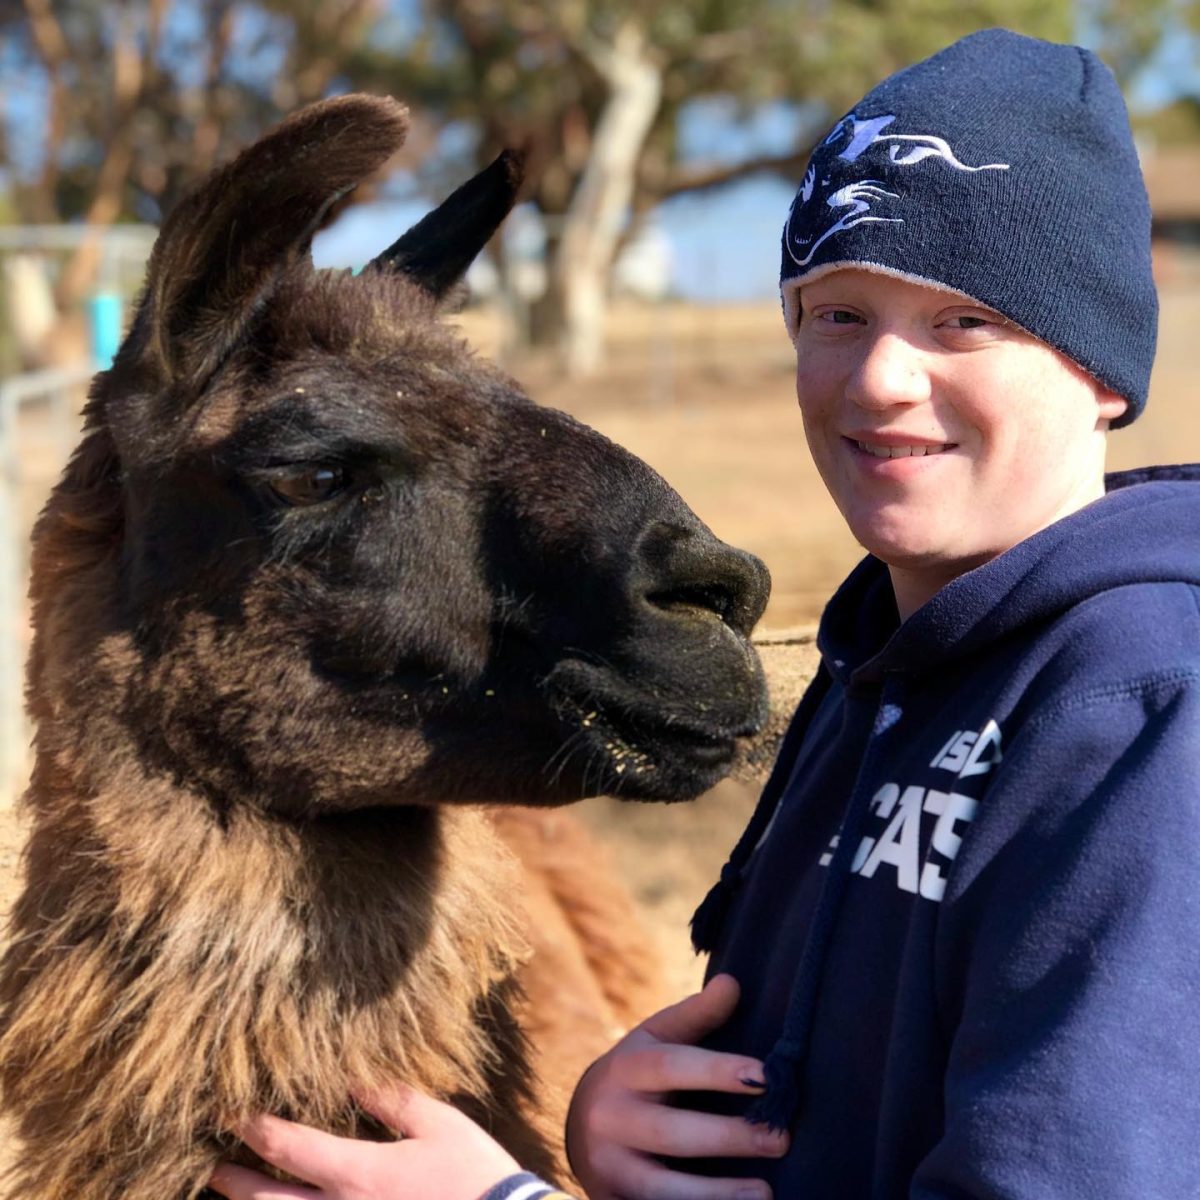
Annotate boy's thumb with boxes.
[640,973,741,1045]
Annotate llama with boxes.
[488,804,669,1118]
[0,95,769,1200]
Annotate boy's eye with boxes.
[817,309,862,324]
[946,315,990,329]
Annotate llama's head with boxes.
[34,95,769,816]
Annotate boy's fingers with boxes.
[597,1101,787,1161]
[207,1163,321,1200]
[597,1148,772,1200]
[235,1114,353,1189]
[353,1083,455,1139]
[638,974,741,1046]
[613,1044,766,1094]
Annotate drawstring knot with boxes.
[690,861,742,953]
[746,1036,806,1131]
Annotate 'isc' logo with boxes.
[930,719,1003,778]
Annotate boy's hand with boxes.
[208,1086,520,1200]
[565,973,787,1200]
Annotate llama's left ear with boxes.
[368,150,524,298]
[122,94,409,396]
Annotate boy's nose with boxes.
[846,331,932,410]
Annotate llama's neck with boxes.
[3,750,529,1198]
[5,429,553,1200]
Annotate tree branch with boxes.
[190,0,237,177]
[574,18,662,83]
[289,0,380,106]
[57,2,164,306]
[22,0,69,221]
[658,147,814,199]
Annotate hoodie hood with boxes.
[820,464,1200,688]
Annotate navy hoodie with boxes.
[690,465,1200,1198]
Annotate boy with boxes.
[210,27,1200,1200]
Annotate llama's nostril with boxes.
[635,523,770,638]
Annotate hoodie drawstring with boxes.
[744,703,892,1130]
[690,663,834,954]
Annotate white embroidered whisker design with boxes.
[787,181,901,268]
[881,134,1009,172]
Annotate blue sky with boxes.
[311,99,809,301]
[313,187,807,303]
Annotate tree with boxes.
[0,0,387,312]
[1,0,1182,374]
[347,0,1093,373]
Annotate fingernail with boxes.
[740,1075,766,1089]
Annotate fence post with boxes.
[88,291,123,369]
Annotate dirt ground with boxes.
[0,284,1196,1081]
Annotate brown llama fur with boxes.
[490,807,667,1112]
[0,95,768,1200]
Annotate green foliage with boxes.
[0,0,382,225]
[1134,95,1200,141]
[1082,0,1186,84]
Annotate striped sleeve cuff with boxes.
[480,1172,578,1200]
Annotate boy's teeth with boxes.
[857,441,949,458]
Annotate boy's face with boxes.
[791,269,1128,594]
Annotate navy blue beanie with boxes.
[779,29,1157,427]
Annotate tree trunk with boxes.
[527,228,566,348]
[56,0,165,308]
[553,22,662,377]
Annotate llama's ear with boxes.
[135,94,408,393]
[368,150,524,298]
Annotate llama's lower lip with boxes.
[554,687,743,777]
[542,654,765,797]
[623,718,738,764]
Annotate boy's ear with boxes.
[1097,387,1129,426]
[130,94,409,395]
[368,150,524,299]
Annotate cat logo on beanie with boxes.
[785,113,1010,269]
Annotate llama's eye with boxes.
[267,466,347,507]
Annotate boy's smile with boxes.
[789,268,1128,619]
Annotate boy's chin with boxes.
[870,539,1002,582]
[855,523,991,573]
[854,523,951,567]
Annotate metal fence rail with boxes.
[0,226,156,801]
[0,362,96,797]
